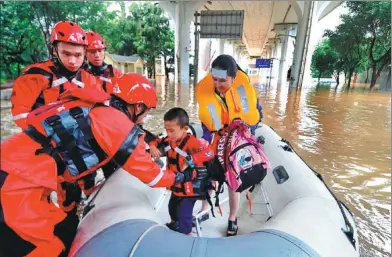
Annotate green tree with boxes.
[128,3,173,78]
[0,1,175,82]
[324,15,368,89]
[0,2,47,83]
[29,1,111,56]
[311,40,333,82]
[311,39,344,85]
[345,2,391,88]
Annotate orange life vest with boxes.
[85,63,122,93]
[11,59,102,129]
[159,134,208,198]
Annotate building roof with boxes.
[110,53,142,64]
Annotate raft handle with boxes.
[272,165,289,184]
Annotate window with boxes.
[124,64,128,73]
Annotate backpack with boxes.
[210,119,270,206]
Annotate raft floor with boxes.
[154,183,272,238]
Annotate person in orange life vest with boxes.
[10,21,102,130]
[149,107,214,235]
[0,73,206,257]
[195,54,263,236]
[83,31,123,183]
[84,31,122,93]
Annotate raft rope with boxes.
[129,224,163,257]
[280,138,357,249]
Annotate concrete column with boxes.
[198,39,212,80]
[159,1,200,85]
[161,55,165,77]
[268,45,273,59]
[218,39,225,56]
[290,1,313,87]
[278,24,297,84]
[272,40,282,79]
[302,1,322,86]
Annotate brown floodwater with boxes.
[1,76,390,257]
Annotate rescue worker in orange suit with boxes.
[149,107,215,235]
[84,31,122,182]
[10,21,102,130]
[84,31,122,94]
[0,73,208,257]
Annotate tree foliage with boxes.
[0,1,175,82]
[311,39,342,84]
[311,1,391,89]
[345,1,391,88]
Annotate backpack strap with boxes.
[174,135,190,172]
[48,66,66,94]
[107,64,114,77]
[100,69,111,92]
[69,107,107,162]
[23,67,54,109]
[24,125,66,175]
[23,67,53,81]
[45,115,87,173]
[112,125,141,166]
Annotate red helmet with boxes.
[113,73,157,108]
[50,21,88,46]
[86,31,107,50]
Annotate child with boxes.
[149,107,215,235]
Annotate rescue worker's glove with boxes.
[174,166,209,185]
[61,182,81,213]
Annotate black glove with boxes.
[174,166,209,185]
[61,182,81,211]
[102,160,120,179]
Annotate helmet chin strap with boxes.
[109,96,147,123]
[130,104,147,124]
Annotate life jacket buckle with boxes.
[69,107,84,119]
[46,115,61,126]
[35,144,58,156]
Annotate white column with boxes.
[272,40,282,79]
[198,39,212,80]
[218,39,225,56]
[159,1,200,86]
[302,2,322,86]
[278,24,297,84]
[160,56,165,77]
[290,1,312,87]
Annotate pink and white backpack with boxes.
[211,119,271,194]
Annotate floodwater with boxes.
[1,76,390,257]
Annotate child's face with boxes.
[164,120,188,142]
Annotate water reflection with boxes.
[0,77,390,257]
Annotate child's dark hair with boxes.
[211,54,238,78]
[164,107,189,128]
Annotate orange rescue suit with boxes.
[150,134,214,197]
[11,59,102,130]
[0,88,175,257]
[85,63,122,93]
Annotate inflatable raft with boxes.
[69,124,360,257]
